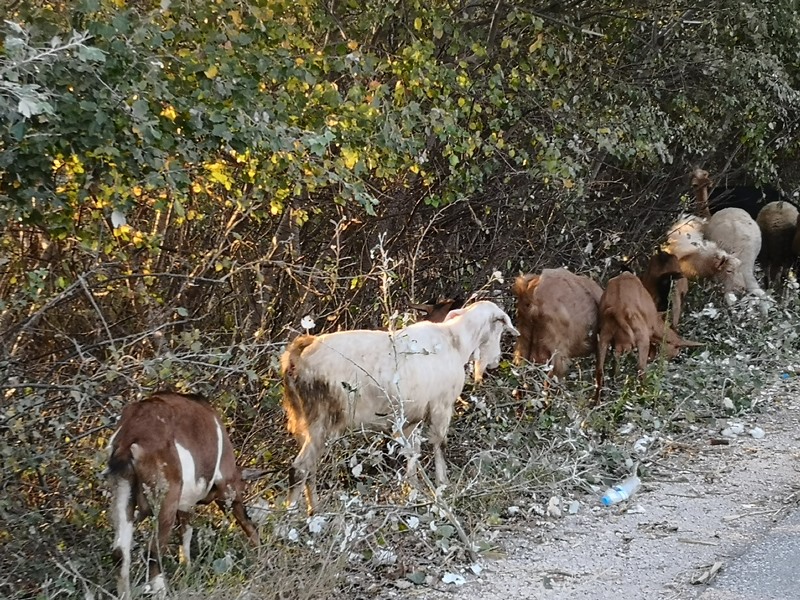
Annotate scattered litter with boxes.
[634,435,654,454]
[442,572,466,585]
[469,563,483,575]
[749,427,765,439]
[568,500,581,515]
[618,422,635,435]
[507,505,521,516]
[721,422,745,438]
[722,397,736,411]
[601,476,641,506]
[371,549,397,566]
[393,580,413,590]
[307,515,327,534]
[248,497,272,524]
[709,438,730,446]
[546,496,562,518]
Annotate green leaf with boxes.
[77,45,106,62]
[17,96,53,119]
[406,571,426,585]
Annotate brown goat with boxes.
[106,392,259,599]
[641,250,688,330]
[594,273,701,403]
[512,268,603,380]
[691,168,713,218]
[409,297,465,323]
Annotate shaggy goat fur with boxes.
[512,268,603,379]
[408,297,465,323]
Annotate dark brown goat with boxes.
[512,268,603,380]
[409,297,465,323]
[106,391,259,599]
[641,250,688,330]
[594,273,701,403]
[756,201,799,289]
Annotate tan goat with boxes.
[594,273,701,403]
[512,268,603,380]
[106,391,259,599]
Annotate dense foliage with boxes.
[2,0,800,597]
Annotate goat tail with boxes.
[281,335,317,436]
[281,334,316,378]
[106,444,135,478]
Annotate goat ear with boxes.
[472,347,484,384]
[409,302,434,313]
[500,314,520,336]
[512,274,539,297]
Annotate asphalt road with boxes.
[699,509,800,600]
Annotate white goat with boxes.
[665,214,741,288]
[280,300,519,513]
[704,207,763,295]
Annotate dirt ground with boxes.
[407,375,800,600]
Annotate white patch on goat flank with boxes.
[176,419,223,510]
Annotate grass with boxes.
[3,286,800,599]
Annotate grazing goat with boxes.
[511,268,603,380]
[594,273,701,403]
[756,201,799,289]
[692,169,764,295]
[106,392,259,600]
[409,297,465,323]
[641,250,688,330]
[281,300,519,513]
[704,207,763,295]
[664,214,742,290]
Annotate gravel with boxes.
[408,377,800,600]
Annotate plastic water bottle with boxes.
[600,475,641,506]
